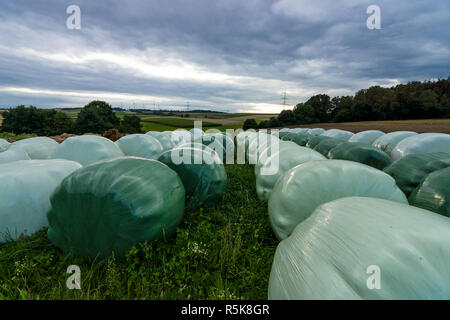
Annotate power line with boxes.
[281,90,288,107]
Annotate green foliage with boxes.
[0,132,37,140]
[262,78,450,128]
[243,119,258,130]
[0,164,277,299]
[0,106,73,136]
[74,101,120,134]
[119,115,142,134]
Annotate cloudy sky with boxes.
[0,1,449,113]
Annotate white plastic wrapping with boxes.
[320,129,354,140]
[247,133,280,164]
[256,146,326,201]
[255,141,298,174]
[391,133,450,160]
[0,138,10,152]
[52,135,124,166]
[116,134,164,159]
[269,197,450,300]
[348,130,385,144]
[0,159,82,242]
[372,131,417,155]
[12,137,59,159]
[268,160,407,240]
[0,145,31,164]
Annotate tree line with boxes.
[244,78,450,130]
[1,101,142,136]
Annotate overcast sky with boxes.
[0,1,449,113]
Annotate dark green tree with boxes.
[120,115,142,133]
[243,119,258,130]
[74,101,120,134]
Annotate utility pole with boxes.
[281,90,288,107]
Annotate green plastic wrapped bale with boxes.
[307,128,325,136]
[0,138,10,152]
[248,133,280,164]
[158,147,227,210]
[268,160,407,240]
[372,131,417,155]
[278,131,290,139]
[409,167,450,217]
[280,132,297,141]
[256,146,325,201]
[320,129,353,140]
[391,133,450,160]
[269,197,450,300]
[383,152,450,197]
[305,136,332,149]
[291,134,313,147]
[47,157,185,259]
[0,160,82,242]
[12,137,59,159]
[0,145,30,164]
[116,134,163,160]
[328,142,392,170]
[313,138,345,157]
[200,133,234,162]
[146,131,175,151]
[52,135,124,166]
[347,130,385,144]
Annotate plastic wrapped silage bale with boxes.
[146,131,175,151]
[391,133,450,161]
[158,146,227,210]
[409,167,450,217]
[313,138,346,157]
[247,133,280,164]
[0,145,30,164]
[0,160,82,242]
[328,142,393,170]
[269,197,450,300]
[347,130,385,145]
[256,146,325,201]
[52,135,124,166]
[372,131,417,155]
[307,128,325,136]
[268,160,407,240]
[47,157,185,259]
[291,134,313,147]
[0,138,10,152]
[12,137,59,159]
[116,134,163,160]
[383,152,450,197]
[255,141,298,174]
[305,136,332,149]
[320,129,354,140]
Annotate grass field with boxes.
[0,164,277,300]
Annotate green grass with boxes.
[0,132,37,140]
[0,164,277,300]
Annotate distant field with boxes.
[281,119,450,134]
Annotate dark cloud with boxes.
[0,0,448,112]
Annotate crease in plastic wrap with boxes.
[409,167,450,217]
[347,130,385,144]
[268,160,407,240]
[116,134,163,160]
[0,138,11,152]
[52,135,124,166]
[256,146,325,201]
[327,142,392,170]
[269,197,450,300]
[383,152,450,197]
[46,157,185,259]
[0,160,82,242]
[391,133,450,160]
[372,131,417,155]
[158,147,227,210]
[12,137,59,159]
